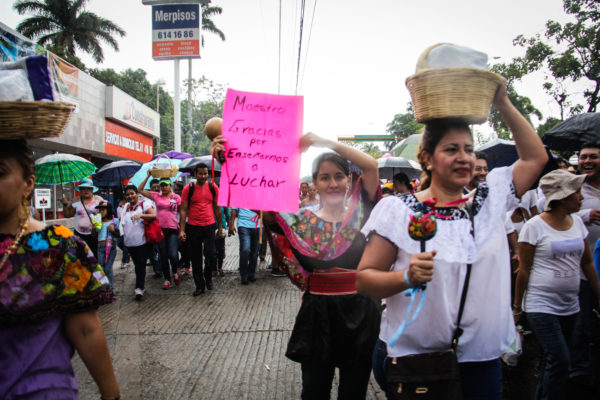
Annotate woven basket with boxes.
[149,154,178,178]
[0,101,76,139]
[406,44,504,124]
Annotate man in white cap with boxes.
[62,178,103,258]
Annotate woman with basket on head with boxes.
[513,169,600,400]
[61,178,104,258]
[138,171,182,290]
[355,77,548,398]
[211,131,382,399]
[0,139,119,399]
[119,184,156,301]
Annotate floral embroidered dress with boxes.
[270,179,381,366]
[0,225,113,399]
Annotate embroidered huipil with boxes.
[0,225,113,398]
[271,179,381,365]
[361,166,519,362]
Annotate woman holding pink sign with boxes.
[211,132,381,399]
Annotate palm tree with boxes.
[14,0,125,63]
[201,4,225,46]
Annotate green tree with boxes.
[201,4,225,45]
[502,0,600,116]
[385,103,424,151]
[181,76,226,156]
[360,143,383,159]
[14,0,125,63]
[487,64,543,139]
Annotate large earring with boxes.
[18,196,30,222]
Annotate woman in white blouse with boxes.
[356,81,548,399]
[119,185,156,301]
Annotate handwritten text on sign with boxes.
[219,89,303,213]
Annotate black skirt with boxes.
[286,292,381,366]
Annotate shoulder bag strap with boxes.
[451,205,475,350]
[82,198,95,226]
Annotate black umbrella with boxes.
[92,160,141,184]
[476,138,518,170]
[179,155,222,173]
[377,156,422,180]
[543,113,600,151]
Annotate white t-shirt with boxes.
[119,200,153,247]
[362,166,518,362]
[518,214,588,315]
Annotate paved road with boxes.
[73,235,386,399]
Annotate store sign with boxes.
[152,3,201,60]
[105,120,154,162]
[34,188,51,209]
[105,85,160,137]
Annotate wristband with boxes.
[512,304,522,309]
[512,310,523,316]
[404,269,412,287]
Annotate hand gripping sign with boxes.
[219,89,303,213]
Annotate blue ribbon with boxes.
[388,286,427,347]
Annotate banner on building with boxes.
[0,21,44,62]
[48,52,79,110]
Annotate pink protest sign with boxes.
[219,89,303,213]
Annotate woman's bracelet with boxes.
[512,303,522,309]
[512,309,523,316]
[404,269,412,287]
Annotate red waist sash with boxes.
[308,268,357,295]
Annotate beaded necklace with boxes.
[0,219,29,273]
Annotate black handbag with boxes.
[384,206,474,400]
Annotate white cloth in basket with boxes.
[426,44,489,70]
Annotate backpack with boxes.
[187,181,217,205]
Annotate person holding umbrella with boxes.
[61,178,103,258]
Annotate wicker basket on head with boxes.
[406,43,504,124]
[0,101,76,139]
[149,154,178,178]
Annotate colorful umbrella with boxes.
[151,151,193,161]
[35,153,96,185]
[129,158,185,189]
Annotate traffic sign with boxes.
[34,188,51,209]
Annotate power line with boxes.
[295,0,306,95]
[299,0,317,92]
[278,0,282,94]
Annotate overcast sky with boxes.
[1,0,574,176]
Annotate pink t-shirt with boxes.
[150,192,181,230]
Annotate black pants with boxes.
[128,244,150,290]
[77,231,98,259]
[185,223,216,290]
[301,359,372,400]
[215,237,225,270]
